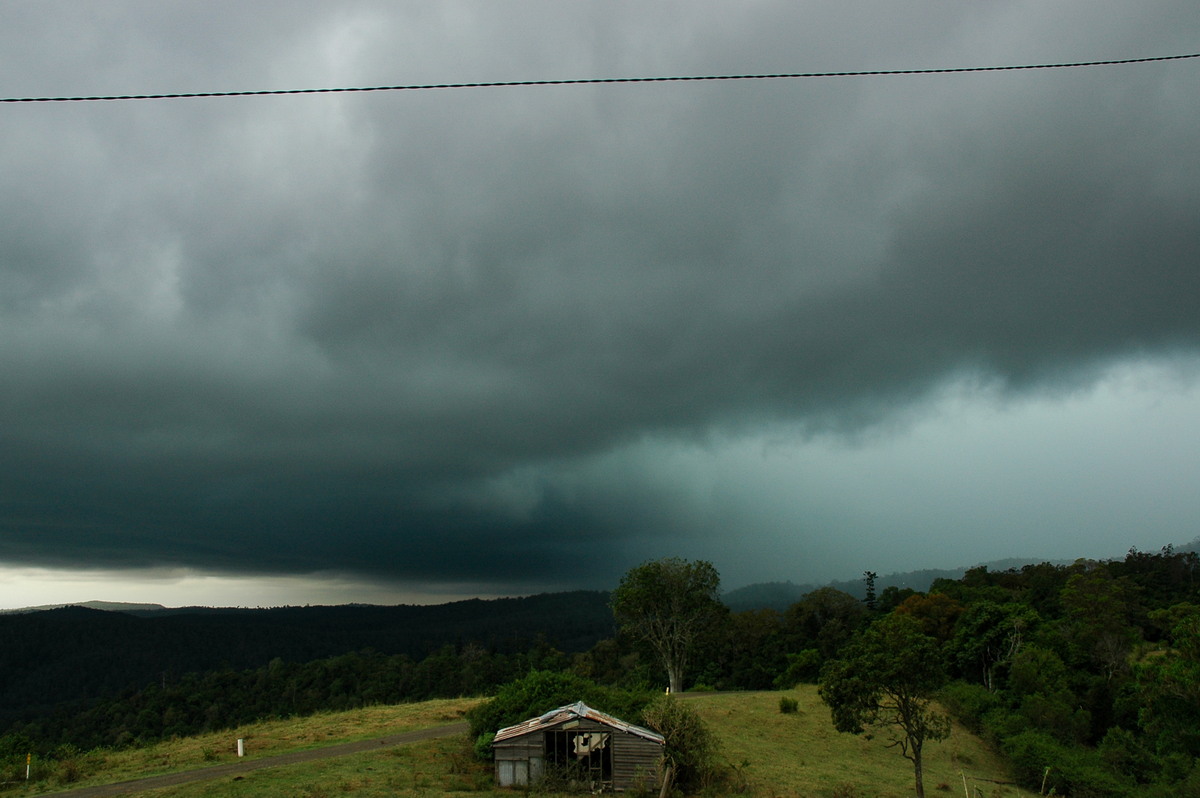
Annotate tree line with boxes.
[1,642,569,757]
[0,591,613,733]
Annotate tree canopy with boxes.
[819,612,951,798]
[610,557,725,693]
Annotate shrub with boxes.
[778,696,799,714]
[1129,757,1200,798]
[1002,730,1132,798]
[938,680,1000,734]
[979,705,1028,745]
[1098,726,1155,785]
[774,649,822,689]
[472,731,495,762]
[50,743,92,786]
[0,731,36,781]
[640,695,721,792]
[1020,689,1092,746]
[466,670,653,759]
[830,784,863,798]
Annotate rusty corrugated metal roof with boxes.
[492,701,666,745]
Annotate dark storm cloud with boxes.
[2,1,1198,592]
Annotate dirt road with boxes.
[36,721,469,797]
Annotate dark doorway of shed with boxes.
[544,729,612,790]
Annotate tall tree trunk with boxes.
[913,751,925,798]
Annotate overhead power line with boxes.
[3,52,1197,104]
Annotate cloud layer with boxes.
[2,1,1198,595]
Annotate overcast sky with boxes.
[2,1,1198,609]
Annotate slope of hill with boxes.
[11,692,1034,798]
[0,591,613,731]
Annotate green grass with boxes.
[13,698,483,796]
[688,688,1039,798]
[104,736,496,798]
[13,690,1037,797]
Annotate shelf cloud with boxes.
[2,1,1198,603]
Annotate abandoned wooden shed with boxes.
[492,701,665,791]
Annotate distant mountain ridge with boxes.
[722,557,1065,613]
[722,541,1200,612]
[0,600,168,615]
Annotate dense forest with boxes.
[2,546,1199,796]
[0,591,613,742]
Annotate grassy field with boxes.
[14,690,1038,797]
[14,698,483,797]
[688,688,1038,798]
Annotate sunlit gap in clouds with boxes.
[0,566,504,611]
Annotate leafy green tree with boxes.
[571,637,656,689]
[949,601,1037,690]
[1113,546,1200,613]
[706,608,786,690]
[1014,561,1070,617]
[1134,604,1200,760]
[1060,565,1140,680]
[893,592,965,644]
[774,648,822,689]
[782,586,867,660]
[1007,644,1070,701]
[930,567,1014,606]
[878,584,918,612]
[610,558,725,694]
[819,613,951,798]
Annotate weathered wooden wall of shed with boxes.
[493,736,542,760]
[612,732,662,790]
[493,734,543,787]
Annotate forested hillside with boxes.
[0,591,612,739]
